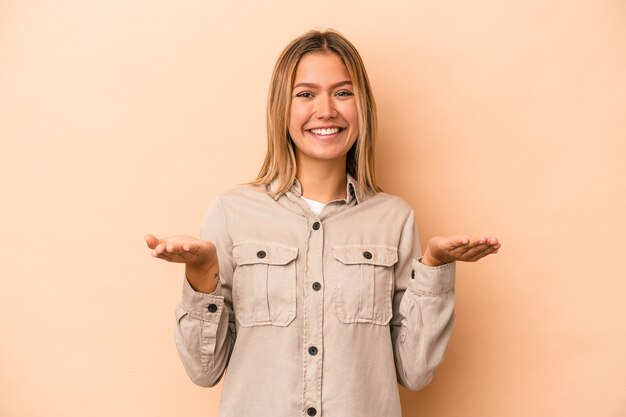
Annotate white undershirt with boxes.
[300,196,326,215]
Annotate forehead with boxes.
[293,52,351,83]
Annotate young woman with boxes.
[145,29,500,417]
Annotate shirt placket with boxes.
[279,182,358,417]
[302,211,324,417]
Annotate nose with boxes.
[315,94,337,119]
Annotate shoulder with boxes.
[200,183,272,237]
[347,191,415,228]
[217,183,270,200]
[205,183,274,214]
[363,191,413,214]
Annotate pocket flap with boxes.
[233,241,298,266]
[332,245,398,267]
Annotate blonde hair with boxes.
[252,29,382,197]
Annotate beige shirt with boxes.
[174,175,456,417]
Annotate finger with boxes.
[452,238,482,251]
[156,242,180,257]
[448,235,495,252]
[158,251,190,264]
[158,250,183,260]
[460,243,492,259]
[449,238,484,254]
[446,236,470,249]
[470,243,500,259]
[144,234,159,249]
[473,236,487,245]
[461,237,489,251]
[489,241,501,253]
[470,245,499,261]
[164,249,181,259]
[165,240,194,255]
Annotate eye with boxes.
[295,91,314,98]
[335,89,354,97]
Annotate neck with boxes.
[296,155,347,203]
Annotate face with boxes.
[288,52,359,167]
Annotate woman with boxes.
[145,29,500,417]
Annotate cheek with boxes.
[347,113,360,146]
[289,104,309,130]
[339,101,358,124]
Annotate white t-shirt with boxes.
[300,196,326,215]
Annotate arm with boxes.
[174,274,233,387]
[390,210,456,391]
[390,210,500,390]
[146,196,236,387]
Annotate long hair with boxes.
[252,29,381,197]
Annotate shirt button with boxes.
[256,250,266,259]
[312,221,320,230]
[207,304,218,313]
[363,251,373,259]
[312,282,321,291]
[308,346,318,356]
[411,269,415,279]
[307,407,317,416]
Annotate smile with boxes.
[308,127,343,136]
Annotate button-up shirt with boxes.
[174,175,456,417]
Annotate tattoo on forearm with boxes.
[213,271,219,281]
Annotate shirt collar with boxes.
[268,173,362,204]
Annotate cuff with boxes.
[181,276,225,322]
[407,258,456,296]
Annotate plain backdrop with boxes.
[1,1,625,416]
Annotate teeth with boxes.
[310,127,340,136]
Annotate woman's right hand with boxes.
[144,234,220,293]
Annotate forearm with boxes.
[421,250,445,267]
[393,259,456,391]
[174,277,234,387]
[186,259,219,294]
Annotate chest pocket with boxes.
[232,241,298,327]
[331,245,398,325]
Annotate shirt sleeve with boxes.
[173,196,237,387]
[390,209,456,391]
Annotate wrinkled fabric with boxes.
[174,175,456,417]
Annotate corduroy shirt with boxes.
[174,175,456,417]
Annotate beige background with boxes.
[1,1,625,416]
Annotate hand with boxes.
[145,234,216,267]
[422,235,501,267]
[144,234,220,293]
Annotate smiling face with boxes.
[288,52,359,169]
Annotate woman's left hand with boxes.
[422,235,501,267]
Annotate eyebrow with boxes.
[292,80,353,89]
